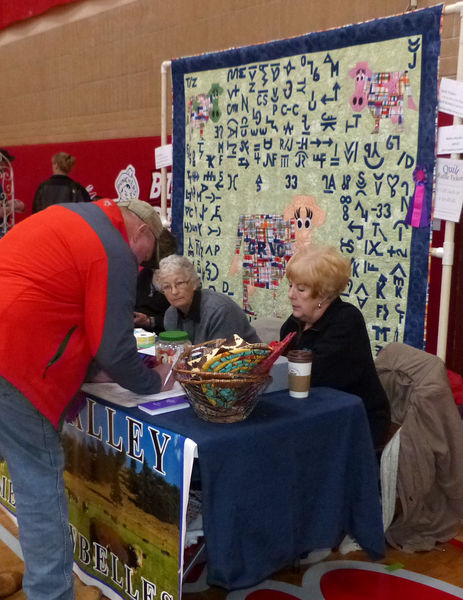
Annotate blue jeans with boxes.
[0,377,74,599]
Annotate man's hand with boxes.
[153,362,175,391]
[89,369,113,383]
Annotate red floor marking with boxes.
[246,592,299,600]
[320,569,462,600]
[449,538,463,552]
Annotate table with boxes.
[0,386,384,596]
[150,387,385,590]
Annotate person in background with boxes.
[32,151,91,213]
[0,198,172,600]
[157,254,261,344]
[280,244,391,449]
[134,228,179,334]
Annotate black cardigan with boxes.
[32,174,91,213]
[135,267,170,334]
[280,297,390,448]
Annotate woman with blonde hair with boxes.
[280,244,390,448]
[32,151,91,213]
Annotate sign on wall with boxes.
[171,6,442,352]
[8,136,172,221]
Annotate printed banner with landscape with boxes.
[62,393,188,600]
[0,393,190,600]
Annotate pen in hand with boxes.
[158,347,183,391]
[163,365,174,388]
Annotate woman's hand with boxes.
[134,311,151,328]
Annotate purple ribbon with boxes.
[405,167,430,228]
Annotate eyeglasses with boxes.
[160,280,190,293]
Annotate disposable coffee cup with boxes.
[287,350,313,398]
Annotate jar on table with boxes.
[156,330,190,364]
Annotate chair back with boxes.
[375,342,451,425]
[375,342,463,551]
[253,317,284,345]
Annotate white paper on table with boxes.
[433,157,463,223]
[138,344,156,356]
[439,78,463,118]
[81,380,185,407]
[437,125,463,155]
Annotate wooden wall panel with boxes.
[0,0,457,145]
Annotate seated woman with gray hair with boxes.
[156,254,260,345]
[280,244,390,449]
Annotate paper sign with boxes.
[439,78,463,118]
[434,157,463,222]
[81,380,185,407]
[437,125,463,155]
[155,143,172,168]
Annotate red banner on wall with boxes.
[0,0,79,31]
[6,136,172,221]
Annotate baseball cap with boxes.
[118,199,164,268]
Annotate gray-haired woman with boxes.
[156,254,260,344]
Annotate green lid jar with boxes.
[158,331,190,342]
[156,330,190,364]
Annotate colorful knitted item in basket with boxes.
[176,335,271,409]
[203,348,270,374]
[189,334,271,373]
[200,336,271,406]
[254,332,297,373]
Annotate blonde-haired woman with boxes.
[32,152,91,213]
[280,244,390,448]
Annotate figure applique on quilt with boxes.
[230,196,326,316]
[187,83,224,139]
[349,61,417,134]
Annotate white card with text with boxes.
[434,157,463,222]
[437,125,463,155]
[439,78,463,118]
[155,144,173,168]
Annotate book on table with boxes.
[138,390,190,415]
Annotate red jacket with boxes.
[0,199,161,427]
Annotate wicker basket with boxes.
[173,339,272,423]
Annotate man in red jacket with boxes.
[0,198,171,599]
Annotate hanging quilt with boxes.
[171,5,443,352]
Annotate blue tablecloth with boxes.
[150,387,385,590]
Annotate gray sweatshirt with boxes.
[163,289,261,345]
